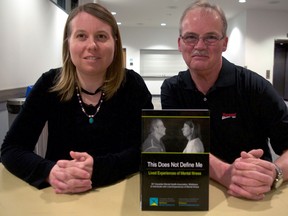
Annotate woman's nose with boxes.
[88,39,97,50]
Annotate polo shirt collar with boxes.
[216,57,236,87]
[179,57,236,90]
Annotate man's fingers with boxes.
[240,149,264,159]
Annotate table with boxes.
[0,164,287,216]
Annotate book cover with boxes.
[140,109,210,211]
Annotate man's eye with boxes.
[205,35,218,41]
[185,35,198,41]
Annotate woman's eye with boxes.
[76,33,87,40]
[96,34,108,42]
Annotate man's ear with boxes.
[222,36,228,52]
[178,37,182,52]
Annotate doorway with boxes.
[273,39,288,100]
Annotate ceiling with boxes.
[91,0,288,27]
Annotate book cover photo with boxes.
[140,109,210,211]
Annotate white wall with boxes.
[0,0,67,91]
[120,26,180,73]
[0,0,67,150]
[224,9,288,82]
[223,11,247,67]
[120,26,180,95]
[245,9,288,81]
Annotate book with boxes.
[140,109,210,211]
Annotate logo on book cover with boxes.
[149,197,159,206]
[222,112,237,120]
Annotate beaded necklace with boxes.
[76,86,104,124]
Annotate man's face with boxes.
[178,8,228,75]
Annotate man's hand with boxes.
[227,149,275,200]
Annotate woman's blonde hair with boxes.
[51,3,125,101]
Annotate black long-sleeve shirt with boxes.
[1,68,153,189]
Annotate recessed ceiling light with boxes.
[161,23,166,26]
[117,22,122,25]
[111,12,116,15]
[239,0,246,3]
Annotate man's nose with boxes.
[194,38,207,48]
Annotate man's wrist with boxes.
[272,163,284,189]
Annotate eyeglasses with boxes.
[180,34,224,46]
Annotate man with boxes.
[142,119,166,152]
[161,0,288,200]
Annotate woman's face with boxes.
[155,120,166,137]
[182,123,193,138]
[68,12,115,78]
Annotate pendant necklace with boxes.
[76,86,104,124]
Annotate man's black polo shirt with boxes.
[161,57,288,163]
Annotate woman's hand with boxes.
[47,151,94,194]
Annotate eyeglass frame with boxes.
[179,33,225,46]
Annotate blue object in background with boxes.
[25,85,33,97]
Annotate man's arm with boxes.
[209,153,231,188]
[274,150,288,182]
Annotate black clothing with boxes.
[1,68,153,189]
[161,57,288,163]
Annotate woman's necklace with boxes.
[76,86,104,124]
[81,86,102,95]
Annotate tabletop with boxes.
[0,163,287,216]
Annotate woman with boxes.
[182,120,204,153]
[1,3,153,194]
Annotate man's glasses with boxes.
[180,34,224,46]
